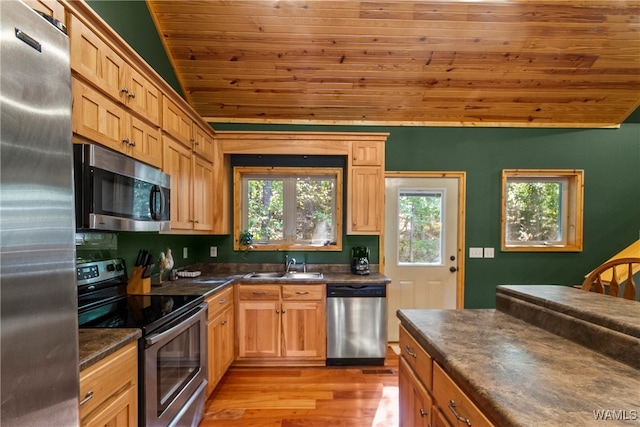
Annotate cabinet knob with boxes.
[122,138,130,145]
[276,309,280,314]
[419,408,428,417]
[128,92,136,99]
[120,87,129,94]
[221,319,227,325]
[129,140,136,147]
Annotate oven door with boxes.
[144,303,208,427]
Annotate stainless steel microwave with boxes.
[74,144,171,232]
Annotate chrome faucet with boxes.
[286,257,296,273]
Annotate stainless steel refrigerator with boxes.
[1,1,79,425]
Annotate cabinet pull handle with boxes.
[219,298,227,304]
[295,291,309,295]
[448,400,471,426]
[419,408,428,417]
[80,390,94,406]
[221,319,227,325]
[252,291,266,295]
[404,345,417,358]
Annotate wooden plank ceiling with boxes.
[146,1,640,127]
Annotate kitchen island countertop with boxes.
[398,286,640,426]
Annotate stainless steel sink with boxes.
[242,271,323,280]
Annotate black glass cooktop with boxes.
[79,293,204,335]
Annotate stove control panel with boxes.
[76,258,126,286]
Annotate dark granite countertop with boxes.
[78,328,141,372]
[498,285,640,338]
[398,308,640,426]
[79,264,389,372]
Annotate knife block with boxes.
[127,266,150,294]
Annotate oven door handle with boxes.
[145,304,206,347]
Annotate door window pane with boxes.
[398,190,443,265]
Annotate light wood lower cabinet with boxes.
[205,286,235,397]
[79,341,137,427]
[235,284,326,366]
[399,325,494,427]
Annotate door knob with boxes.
[449,266,458,272]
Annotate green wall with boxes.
[86,1,640,308]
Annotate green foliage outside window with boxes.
[398,191,442,264]
[505,181,562,243]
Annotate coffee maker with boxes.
[351,246,370,275]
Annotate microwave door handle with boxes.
[149,185,164,220]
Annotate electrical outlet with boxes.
[469,247,483,258]
[210,246,217,257]
[484,247,495,258]
[183,247,188,259]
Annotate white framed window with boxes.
[501,169,584,252]
[233,166,343,251]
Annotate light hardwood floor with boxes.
[200,347,400,427]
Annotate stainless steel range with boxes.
[77,258,207,427]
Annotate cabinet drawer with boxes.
[79,342,137,422]
[282,285,324,300]
[433,362,493,427]
[206,286,233,320]
[399,325,432,391]
[238,284,280,300]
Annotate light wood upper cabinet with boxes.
[162,98,192,145]
[22,0,65,25]
[162,97,215,163]
[193,155,215,231]
[235,284,326,365]
[348,166,383,234]
[79,341,137,427]
[70,14,160,127]
[73,78,162,168]
[163,135,215,232]
[163,136,193,230]
[352,140,383,166]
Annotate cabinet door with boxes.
[192,156,214,231]
[22,0,65,24]
[81,385,137,427]
[72,79,126,153]
[281,300,326,359]
[128,115,162,168]
[163,136,193,230]
[399,357,432,427]
[192,123,214,162]
[162,97,192,145]
[70,15,126,101]
[237,301,280,358]
[352,140,383,166]
[348,166,382,234]
[126,67,160,126]
[211,305,234,388]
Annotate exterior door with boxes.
[385,174,465,341]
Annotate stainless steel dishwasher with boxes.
[326,284,387,366]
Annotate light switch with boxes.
[484,247,495,258]
[210,246,217,257]
[469,247,483,258]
